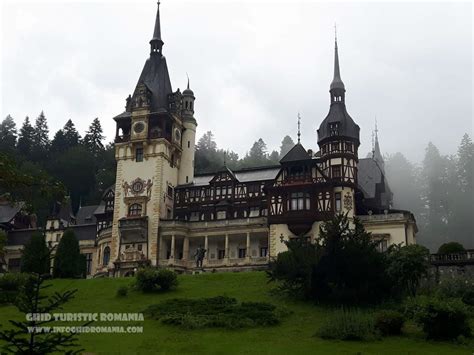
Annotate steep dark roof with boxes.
[186,166,281,187]
[358,158,392,208]
[71,224,96,241]
[317,103,360,143]
[0,202,22,224]
[76,206,98,225]
[280,143,309,163]
[6,228,38,246]
[133,55,172,112]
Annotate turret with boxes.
[178,78,197,185]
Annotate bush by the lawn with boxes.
[116,285,128,297]
[144,296,289,329]
[405,296,471,340]
[437,242,465,254]
[135,267,178,292]
[0,273,34,304]
[436,275,474,306]
[316,308,378,341]
[374,310,404,336]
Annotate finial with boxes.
[371,129,375,157]
[186,72,190,89]
[297,113,301,144]
[334,23,337,44]
[374,116,378,139]
[223,151,227,167]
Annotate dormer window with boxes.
[330,123,339,136]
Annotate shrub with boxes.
[374,310,404,336]
[316,308,378,341]
[437,242,465,254]
[53,229,85,278]
[405,296,471,340]
[116,286,128,297]
[144,296,288,329]
[436,275,474,305]
[0,273,33,304]
[135,267,178,292]
[155,269,178,291]
[21,232,50,275]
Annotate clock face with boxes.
[134,122,145,134]
[174,129,181,142]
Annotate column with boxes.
[224,234,229,265]
[204,236,209,266]
[246,232,251,263]
[183,236,189,265]
[170,235,175,263]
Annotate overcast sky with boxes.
[1,0,472,162]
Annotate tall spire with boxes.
[330,24,345,91]
[297,113,301,144]
[150,2,164,55]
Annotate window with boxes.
[217,211,226,220]
[105,199,114,211]
[331,142,340,152]
[335,192,342,212]
[135,147,143,162]
[84,253,92,275]
[189,212,200,221]
[167,185,174,198]
[376,239,388,252]
[330,123,339,136]
[260,247,268,257]
[238,248,246,258]
[128,203,142,216]
[289,192,310,211]
[332,165,342,179]
[187,141,190,148]
[218,249,225,259]
[55,233,61,242]
[103,246,110,266]
[249,207,260,217]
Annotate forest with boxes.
[0,113,472,251]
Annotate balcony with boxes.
[160,256,269,270]
[430,250,474,266]
[115,134,130,143]
[118,216,148,243]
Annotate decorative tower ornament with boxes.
[297,113,301,144]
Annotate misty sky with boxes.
[1,0,472,162]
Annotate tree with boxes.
[0,273,85,354]
[83,118,104,158]
[53,229,85,278]
[17,117,35,158]
[241,138,272,167]
[279,135,295,158]
[20,232,50,275]
[50,129,68,154]
[385,244,430,297]
[62,119,81,148]
[0,230,7,272]
[268,150,279,164]
[33,111,50,153]
[0,115,17,154]
[438,242,465,254]
[268,214,390,304]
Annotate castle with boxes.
[2,4,417,276]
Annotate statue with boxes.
[194,245,207,269]
[122,181,130,197]
[145,179,153,197]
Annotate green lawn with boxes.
[1,271,473,354]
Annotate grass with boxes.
[0,271,473,354]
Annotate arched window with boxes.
[103,246,110,266]
[128,203,142,216]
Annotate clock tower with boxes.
[104,3,197,275]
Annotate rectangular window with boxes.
[189,212,200,221]
[376,239,388,252]
[135,147,143,162]
[289,192,310,211]
[335,192,342,212]
[238,248,246,258]
[218,249,225,259]
[187,141,190,148]
[332,165,341,179]
[217,211,226,220]
[260,247,268,257]
[249,207,260,217]
[167,185,174,198]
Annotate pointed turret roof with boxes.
[317,34,360,144]
[150,2,164,54]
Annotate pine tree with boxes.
[62,119,81,147]
[279,135,295,158]
[20,232,50,275]
[50,129,68,154]
[32,111,50,150]
[17,117,35,158]
[53,229,85,278]
[83,118,105,158]
[0,115,17,154]
[0,273,84,354]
